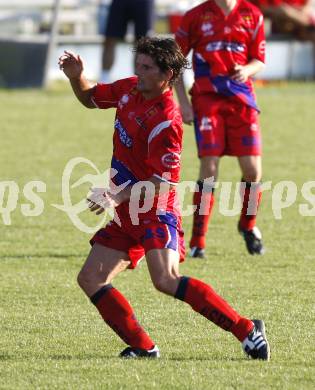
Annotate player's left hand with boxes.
[231,64,250,83]
[87,187,120,215]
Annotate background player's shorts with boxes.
[105,0,154,40]
[90,212,185,269]
[192,94,262,157]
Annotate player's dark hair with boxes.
[134,37,190,86]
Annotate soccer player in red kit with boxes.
[59,37,269,360]
[175,0,266,258]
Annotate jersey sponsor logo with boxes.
[114,119,133,148]
[206,41,245,53]
[161,152,181,169]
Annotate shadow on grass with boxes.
[47,354,244,362]
[0,352,246,363]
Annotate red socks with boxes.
[190,181,215,249]
[175,276,254,342]
[190,180,262,246]
[91,285,154,350]
[239,180,262,231]
[90,280,254,346]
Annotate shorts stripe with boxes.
[165,224,178,251]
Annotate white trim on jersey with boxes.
[252,14,263,41]
[90,96,99,108]
[91,96,118,108]
[148,120,172,144]
[153,174,178,186]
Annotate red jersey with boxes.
[175,0,266,110]
[91,77,183,221]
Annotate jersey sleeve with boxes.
[175,12,194,57]
[91,77,137,109]
[249,13,266,63]
[146,120,182,185]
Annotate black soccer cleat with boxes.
[238,223,265,255]
[242,319,270,360]
[189,246,205,258]
[119,345,160,359]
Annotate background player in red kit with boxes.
[175,0,266,258]
[59,37,269,360]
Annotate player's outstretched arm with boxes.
[58,50,95,108]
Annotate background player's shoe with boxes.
[119,345,160,358]
[238,224,265,255]
[189,247,205,258]
[242,319,270,360]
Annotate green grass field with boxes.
[1,82,315,389]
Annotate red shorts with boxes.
[90,212,186,269]
[192,94,262,157]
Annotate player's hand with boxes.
[58,50,84,80]
[180,102,194,125]
[87,187,121,215]
[231,64,250,83]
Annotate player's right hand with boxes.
[180,102,194,125]
[58,50,84,80]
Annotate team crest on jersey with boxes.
[114,119,133,148]
[161,152,181,169]
[241,14,254,26]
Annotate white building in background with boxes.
[0,0,314,84]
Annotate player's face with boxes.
[135,54,171,99]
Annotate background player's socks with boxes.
[239,180,262,231]
[91,285,154,350]
[190,180,215,249]
[175,276,254,341]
